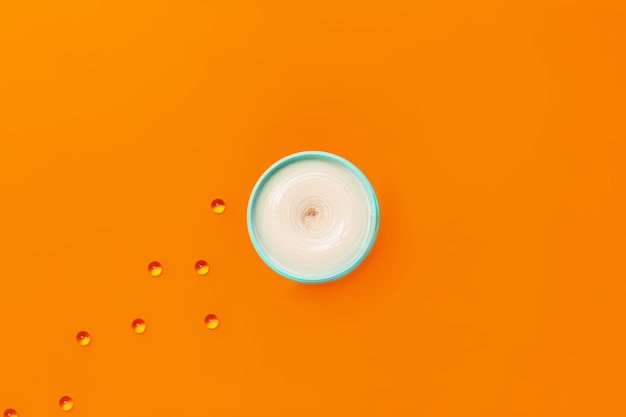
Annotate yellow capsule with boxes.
[211,199,226,214]
[147,261,163,277]
[204,314,220,330]
[59,396,74,412]
[76,331,91,347]
[195,260,210,275]
[132,318,147,334]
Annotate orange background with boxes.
[1,1,625,416]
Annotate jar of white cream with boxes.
[247,151,379,283]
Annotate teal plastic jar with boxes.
[247,151,379,283]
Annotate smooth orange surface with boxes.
[1,1,625,416]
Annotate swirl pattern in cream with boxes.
[251,157,377,281]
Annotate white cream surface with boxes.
[252,158,376,280]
